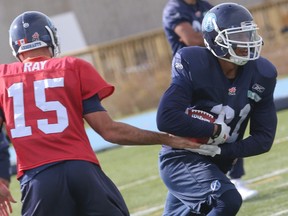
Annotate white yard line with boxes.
[131,205,164,216]
[121,136,288,190]
[273,136,288,145]
[271,209,288,216]
[245,168,288,184]
[118,175,159,190]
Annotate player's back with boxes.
[0,56,113,177]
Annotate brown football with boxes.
[185,108,215,144]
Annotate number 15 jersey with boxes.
[0,56,114,178]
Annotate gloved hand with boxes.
[185,144,221,157]
[208,111,231,145]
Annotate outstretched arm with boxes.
[84,111,203,149]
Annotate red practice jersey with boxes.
[0,56,114,178]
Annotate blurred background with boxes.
[0,0,287,119]
[1,0,287,157]
[1,2,288,215]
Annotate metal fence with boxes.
[63,0,288,118]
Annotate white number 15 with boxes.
[8,78,68,138]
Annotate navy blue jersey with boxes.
[163,0,212,55]
[0,131,11,181]
[157,46,277,159]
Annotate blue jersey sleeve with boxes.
[163,1,190,31]
[162,0,213,55]
[162,1,188,55]
[157,51,215,139]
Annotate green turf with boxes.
[8,109,288,216]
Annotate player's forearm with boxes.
[175,23,205,47]
[182,35,205,47]
[84,111,201,149]
[102,121,202,149]
[0,178,9,188]
[102,121,171,145]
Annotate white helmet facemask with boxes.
[213,20,263,65]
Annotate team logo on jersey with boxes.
[202,12,216,32]
[228,87,237,95]
[252,83,265,93]
[170,12,180,19]
[211,180,221,192]
[175,62,183,70]
[247,90,262,102]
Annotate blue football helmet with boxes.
[202,3,263,65]
[9,11,60,60]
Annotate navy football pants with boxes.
[159,149,242,216]
[20,160,129,216]
[228,158,245,179]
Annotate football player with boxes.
[157,3,277,215]
[163,0,258,201]
[162,0,213,56]
[0,11,214,216]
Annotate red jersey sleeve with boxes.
[75,58,114,101]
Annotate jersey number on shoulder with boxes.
[8,78,68,138]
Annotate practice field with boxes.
[8,108,288,216]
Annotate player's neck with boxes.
[218,59,239,80]
[19,47,52,62]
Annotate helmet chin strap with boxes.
[45,26,60,57]
[205,42,248,66]
[48,47,54,58]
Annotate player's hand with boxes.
[0,182,17,216]
[208,122,230,145]
[208,111,231,145]
[185,144,221,157]
[167,134,201,149]
[0,179,9,189]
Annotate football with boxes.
[185,108,215,144]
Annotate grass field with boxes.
[8,109,288,216]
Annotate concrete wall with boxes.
[0,0,266,63]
